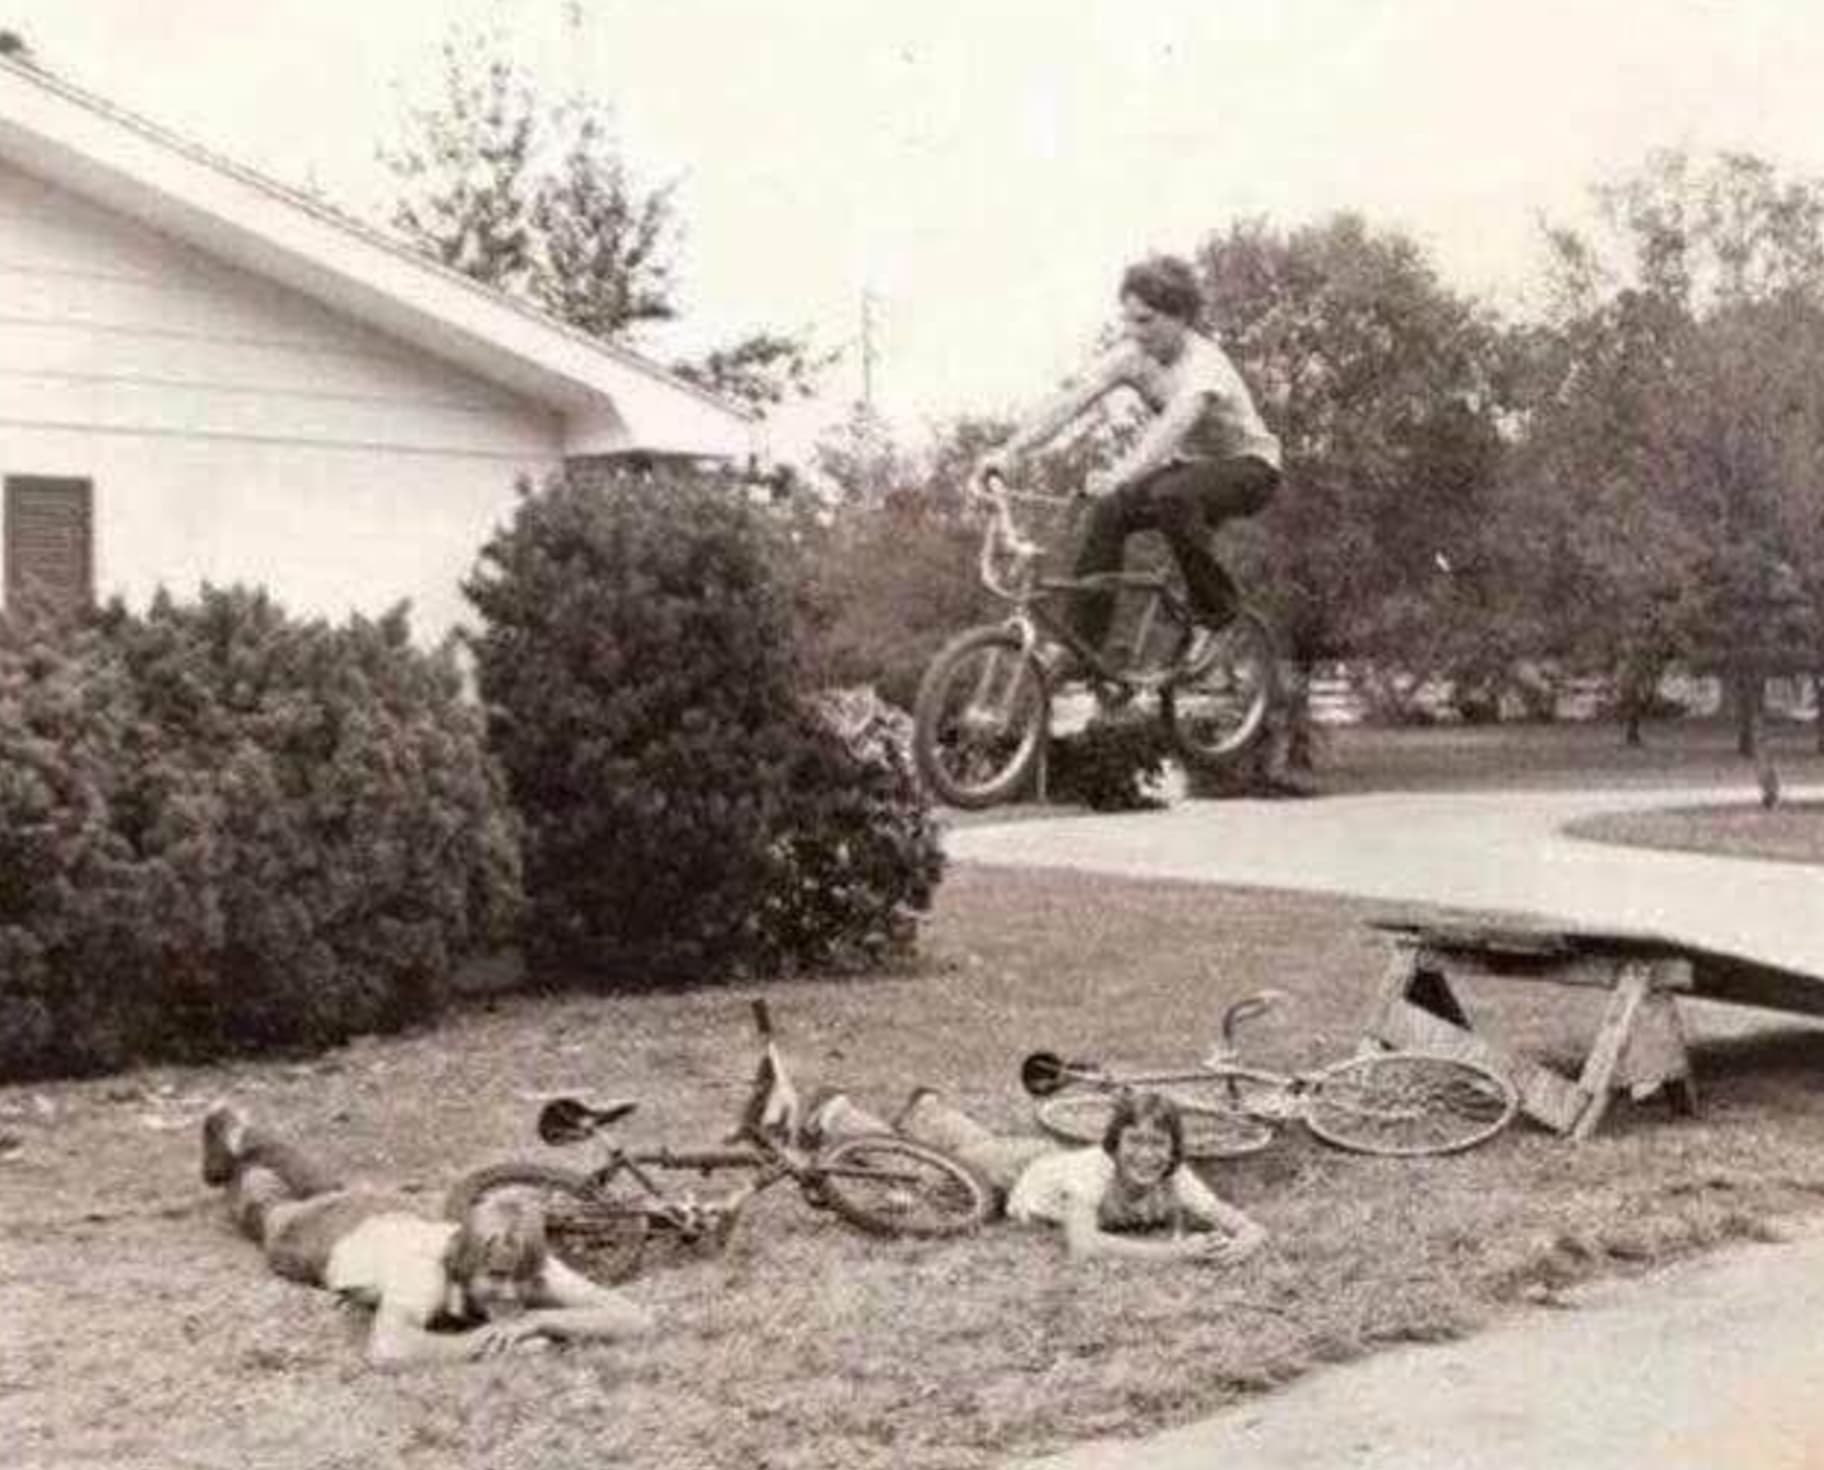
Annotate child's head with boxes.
[1118,254,1203,325]
[446,1189,548,1320]
[1101,1090,1184,1186]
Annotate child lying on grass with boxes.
[201,1103,653,1367]
[810,1087,1265,1265]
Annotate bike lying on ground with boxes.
[911,469,1281,809]
[445,1000,990,1284]
[1020,990,1518,1159]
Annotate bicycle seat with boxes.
[536,1095,638,1145]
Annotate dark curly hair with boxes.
[1119,255,1203,324]
[1100,1089,1186,1174]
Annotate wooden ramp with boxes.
[1362,911,1824,1141]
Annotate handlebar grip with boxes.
[1219,988,1287,1047]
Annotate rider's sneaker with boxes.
[1033,641,1086,684]
[200,1100,250,1185]
[1180,618,1236,680]
[803,1090,893,1146]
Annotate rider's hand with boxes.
[1082,469,1118,500]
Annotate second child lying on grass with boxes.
[810,1087,1265,1265]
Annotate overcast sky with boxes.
[17,0,1824,452]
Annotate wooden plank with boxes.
[1371,912,1693,962]
[1371,997,1585,1135]
[1409,944,1693,992]
[1362,945,1422,1040]
[1572,961,1654,1141]
[1615,990,1693,1096]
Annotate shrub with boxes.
[760,689,945,972]
[464,470,944,987]
[0,590,521,1079]
[1044,714,1172,812]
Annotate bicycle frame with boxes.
[974,476,1200,694]
[532,997,823,1235]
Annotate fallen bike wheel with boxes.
[812,1135,992,1237]
[912,626,1048,809]
[1033,1091,1277,1161]
[444,1162,650,1285]
[1160,610,1278,770]
[1303,1052,1518,1156]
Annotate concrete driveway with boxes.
[948,786,1824,976]
[955,785,1824,1470]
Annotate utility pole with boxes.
[859,289,878,415]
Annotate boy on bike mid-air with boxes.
[978,253,1281,675]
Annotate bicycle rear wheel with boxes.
[811,1135,991,1237]
[1160,609,1278,770]
[1304,1052,1517,1156]
[444,1162,649,1285]
[1033,1090,1276,1161]
[913,626,1048,809]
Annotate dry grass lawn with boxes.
[1568,800,1824,866]
[10,864,1824,1468]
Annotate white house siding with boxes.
[0,158,560,638]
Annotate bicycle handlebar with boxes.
[970,469,1073,600]
[1215,988,1286,1054]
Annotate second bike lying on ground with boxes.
[912,469,1282,809]
[1020,989,1519,1159]
[446,1001,991,1284]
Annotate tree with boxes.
[382,33,824,415]
[383,38,677,337]
[1515,151,1824,748]
[1195,215,1510,711]
[672,332,834,417]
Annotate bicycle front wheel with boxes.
[1033,1091,1277,1161]
[1304,1053,1518,1156]
[811,1135,991,1238]
[1160,609,1278,770]
[913,626,1048,809]
[444,1162,650,1285]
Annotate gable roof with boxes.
[0,54,755,460]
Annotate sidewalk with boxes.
[1007,1225,1824,1470]
[947,786,1824,977]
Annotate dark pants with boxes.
[1070,455,1279,650]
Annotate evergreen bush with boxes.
[464,470,944,986]
[1045,715,1172,811]
[0,590,521,1079]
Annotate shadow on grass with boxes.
[1693,1025,1824,1082]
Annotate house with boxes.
[0,54,754,639]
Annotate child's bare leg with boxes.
[897,1092,1054,1196]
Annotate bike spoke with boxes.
[1306,1054,1515,1155]
[813,1139,987,1236]
[922,641,1044,801]
[1163,615,1277,768]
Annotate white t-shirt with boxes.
[1101,334,1282,469]
[1005,1146,1226,1230]
[324,1214,467,1326]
